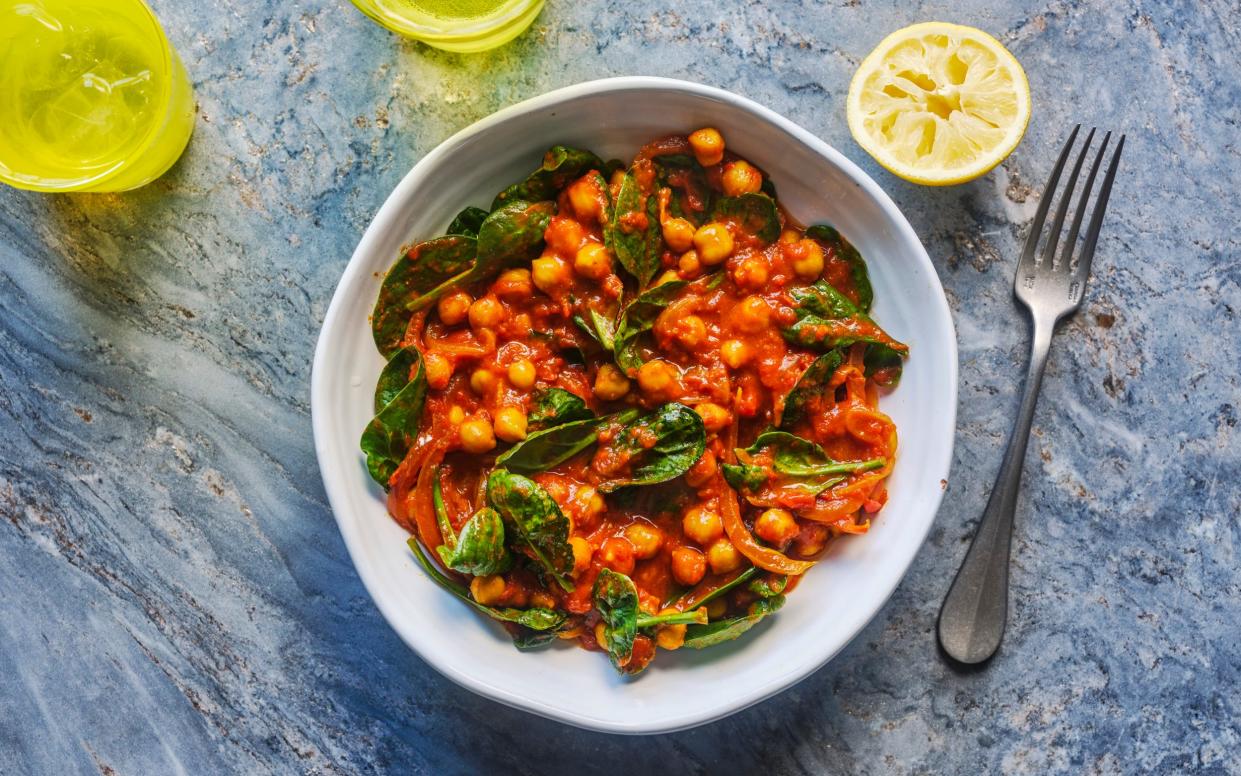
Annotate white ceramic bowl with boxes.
[312,77,957,734]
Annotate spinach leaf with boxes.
[492,146,605,210]
[747,574,788,598]
[528,387,594,431]
[436,507,513,576]
[359,346,427,487]
[635,609,709,629]
[475,199,557,268]
[372,235,476,357]
[683,595,786,649]
[655,154,712,226]
[485,470,576,592]
[572,308,618,352]
[782,280,908,354]
[673,566,758,611]
[511,628,562,650]
[608,170,662,286]
[721,462,768,493]
[406,537,565,631]
[592,568,638,669]
[432,466,456,547]
[804,224,873,312]
[612,280,688,372]
[597,403,706,493]
[864,343,905,388]
[744,431,885,478]
[780,349,844,430]
[447,206,489,238]
[495,409,638,474]
[709,192,780,243]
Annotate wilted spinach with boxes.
[747,573,788,598]
[608,170,662,286]
[863,343,905,388]
[436,507,513,576]
[406,537,565,631]
[372,235,476,357]
[780,349,844,430]
[496,409,639,474]
[446,206,489,238]
[486,469,576,592]
[597,403,706,493]
[674,566,759,611]
[782,280,908,354]
[528,387,594,431]
[655,154,712,226]
[683,595,786,649]
[359,346,427,486]
[709,192,781,243]
[612,279,688,372]
[721,461,768,493]
[804,224,873,312]
[492,146,605,210]
[594,569,707,671]
[744,430,885,478]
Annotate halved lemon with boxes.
[847,22,1031,186]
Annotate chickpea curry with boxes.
[363,128,909,675]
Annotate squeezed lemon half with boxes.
[847,22,1031,186]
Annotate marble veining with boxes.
[1,0,1238,773]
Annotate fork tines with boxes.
[1017,125,1125,297]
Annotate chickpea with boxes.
[656,622,687,650]
[722,160,763,197]
[625,522,664,560]
[574,242,613,280]
[437,290,473,326]
[470,574,506,605]
[447,405,465,425]
[720,338,754,369]
[493,406,528,443]
[675,315,708,350]
[793,523,830,558]
[671,546,707,586]
[684,449,718,488]
[654,268,681,287]
[637,359,678,399]
[423,352,452,390]
[682,505,724,546]
[531,256,572,295]
[688,127,725,167]
[469,368,496,395]
[569,536,594,576]
[529,591,557,610]
[507,358,537,390]
[545,217,585,255]
[778,228,801,244]
[594,621,608,647]
[731,295,771,334]
[598,536,636,575]
[593,363,631,401]
[662,217,696,252]
[706,537,743,574]
[693,222,735,265]
[694,402,732,433]
[459,417,497,453]
[493,268,533,302]
[567,178,602,222]
[754,508,800,546]
[733,255,769,291]
[577,485,607,521]
[791,238,826,280]
[678,249,701,278]
[468,296,506,331]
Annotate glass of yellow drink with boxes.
[0,0,195,193]
[349,0,544,53]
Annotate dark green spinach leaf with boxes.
[673,566,758,611]
[597,403,706,493]
[721,462,768,493]
[475,199,557,267]
[492,146,605,209]
[372,236,476,357]
[528,387,594,431]
[360,346,427,487]
[406,537,565,631]
[608,171,662,286]
[511,628,562,650]
[612,279,688,372]
[804,224,873,312]
[486,470,576,591]
[747,573,788,598]
[593,568,638,669]
[436,507,513,576]
[655,154,712,226]
[495,409,639,474]
[863,343,905,388]
[446,206,489,238]
[709,192,780,243]
[780,349,844,430]
[782,280,908,354]
[744,431,885,478]
[682,595,786,649]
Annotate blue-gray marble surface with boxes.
[2,0,1238,773]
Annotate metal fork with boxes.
[937,126,1125,665]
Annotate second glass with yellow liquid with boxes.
[0,0,195,192]
[349,0,544,52]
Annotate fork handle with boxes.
[938,319,1054,664]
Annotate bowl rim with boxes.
[311,75,958,734]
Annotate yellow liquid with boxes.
[350,0,544,52]
[0,0,195,192]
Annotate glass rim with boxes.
[0,0,179,192]
[349,0,541,42]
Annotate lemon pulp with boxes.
[847,22,1031,186]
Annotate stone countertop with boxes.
[1,0,1238,773]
